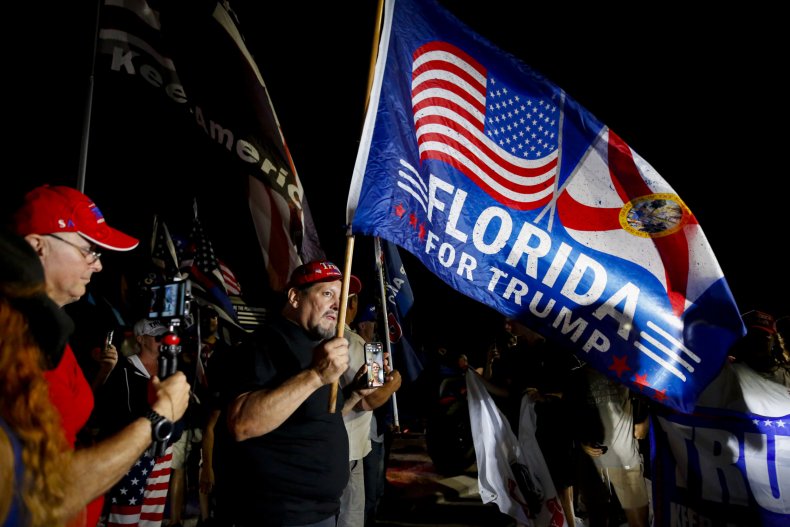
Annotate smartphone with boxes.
[592,442,608,454]
[364,342,384,388]
[104,330,114,349]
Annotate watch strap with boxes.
[144,408,172,442]
[145,409,166,426]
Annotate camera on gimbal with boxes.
[141,278,192,377]
[141,278,192,457]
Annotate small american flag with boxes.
[412,41,558,210]
[186,214,238,323]
[105,447,173,527]
[190,217,226,291]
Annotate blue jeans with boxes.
[362,440,385,526]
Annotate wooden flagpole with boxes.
[328,233,355,413]
[328,0,386,413]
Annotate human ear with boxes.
[23,234,46,257]
[287,287,300,308]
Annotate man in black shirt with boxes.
[215,260,370,527]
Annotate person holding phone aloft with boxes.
[337,275,401,527]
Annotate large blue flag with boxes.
[346,0,744,412]
[376,237,424,384]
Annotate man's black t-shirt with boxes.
[214,315,349,526]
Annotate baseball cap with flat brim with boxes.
[741,310,776,335]
[348,275,362,297]
[14,185,139,251]
[133,319,168,337]
[358,303,377,323]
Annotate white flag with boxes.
[466,371,567,527]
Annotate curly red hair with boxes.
[0,293,70,527]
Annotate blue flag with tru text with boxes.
[650,363,790,526]
[346,0,744,413]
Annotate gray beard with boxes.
[312,323,336,341]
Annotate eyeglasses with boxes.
[46,234,101,264]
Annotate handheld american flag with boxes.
[346,0,744,412]
[185,210,239,325]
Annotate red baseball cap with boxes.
[348,275,362,297]
[14,185,139,251]
[741,310,776,334]
[288,260,343,289]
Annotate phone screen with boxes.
[364,342,384,388]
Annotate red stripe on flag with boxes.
[219,259,241,295]
[264,185,292,291]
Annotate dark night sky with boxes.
[7,1,788,360]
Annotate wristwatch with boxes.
[145,409,174,442]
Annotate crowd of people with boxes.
[0,186,404,527]
[427,308,790,527]
[2,184,788,527]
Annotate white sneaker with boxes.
[574,517,587,527]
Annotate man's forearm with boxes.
[57,418,154,522]
[228,368,323,441]
[360,376,400,411]
[342,390,364,415]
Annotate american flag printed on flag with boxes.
[105,447,173,527]
[413,42,558,210]
[346,0,745,413]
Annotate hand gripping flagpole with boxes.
[328,231,355,413]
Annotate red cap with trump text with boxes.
[741,310,776,334]
[288,260,343,289]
